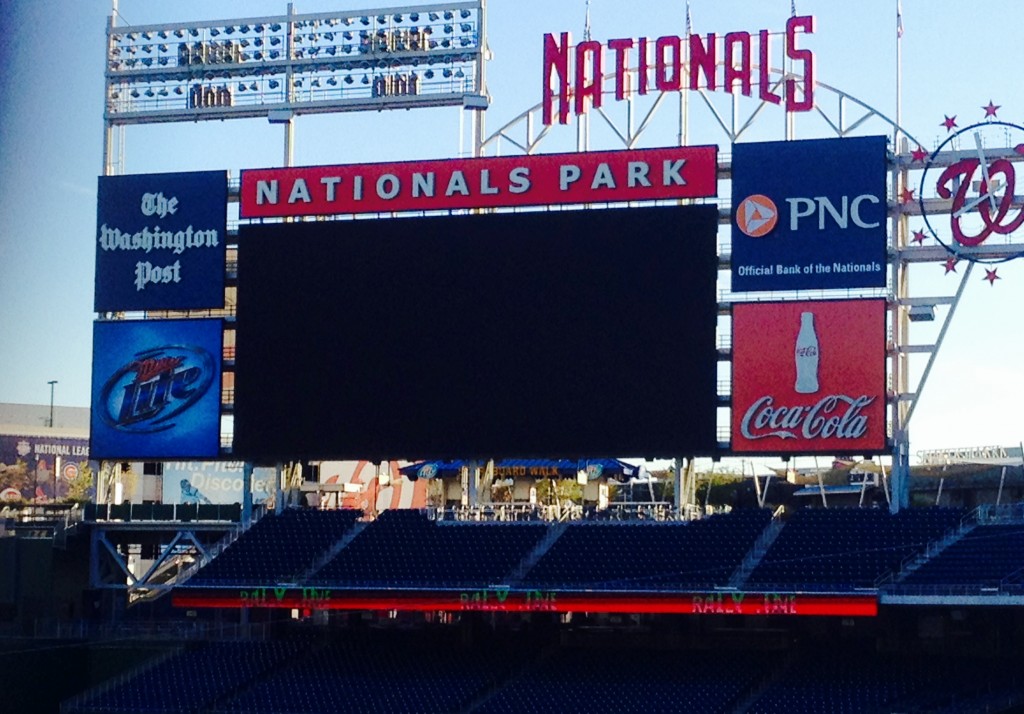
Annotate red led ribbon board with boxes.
[731,299,887,455]
[239,146,717,217]
[172,588,877,617]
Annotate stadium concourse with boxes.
[31,502,1024,713]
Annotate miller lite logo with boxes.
[417,463,439,480]
[98,344,215,433]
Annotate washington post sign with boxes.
[95,171,227,312]
[730,136,887,292]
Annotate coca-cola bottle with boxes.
[794,311,819,394]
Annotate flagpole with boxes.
[786,1,797,139]
[895,0,903,147]
[577,0,592,152]
[892,0,910,512]
[680,2,691,147]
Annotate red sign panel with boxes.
[172,587,877,618]
[731,299,887,454]
[239,146,717,218]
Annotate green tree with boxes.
[534,478,582,506]
[0,459,32,501]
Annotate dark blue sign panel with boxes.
[95,171,227,311]
[731,136,887,292]
[90,319,222,459]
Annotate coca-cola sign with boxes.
[740,395,874,442]
[731,299,886,454]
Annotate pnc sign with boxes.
[730,136,888,292]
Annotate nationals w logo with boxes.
[918,120,1024,263]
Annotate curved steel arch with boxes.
[478,75,921,155]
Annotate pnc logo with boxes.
[736,194,779,238]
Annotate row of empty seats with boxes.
[312,509,547,588]
[521,509,772,591]
[180,506,1009,594]
[901,522,1024,589]
[189,509,361,586]
[69,641,301,713]
[746,507,964,590]
[66,635,1024,714]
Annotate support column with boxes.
[471,0,488,158]
[673,458,682,516]
[889,134,910,513]
[891,438,910,511]
[275,462,284,515]
[466,460,479,508]
[242,462,253,526]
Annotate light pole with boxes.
[47,380,57,428]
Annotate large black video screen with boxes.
[234,204,719,461]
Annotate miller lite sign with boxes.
[90,319,223,459]
[731,136,887,292]
[730,299,886,455]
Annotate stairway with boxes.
[299,520,369,581]
[892,521,974,584]
[727,516,785,590]
[503,522,568,587]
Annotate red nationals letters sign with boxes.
[240,146,717,218]
[731,299,887,454]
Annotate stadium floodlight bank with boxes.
[104,1,487,125]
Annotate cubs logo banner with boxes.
[90,319,223,459]
[731,136,887,292]
[730,299,886,455]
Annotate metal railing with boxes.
[87,502,244,523]
[975,502,1024,524]
[431,502,714,523]
[883,582,1024,598]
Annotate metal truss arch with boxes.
[478,71,920,156]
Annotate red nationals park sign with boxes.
[240,146,717,218]
[731,299,887,455]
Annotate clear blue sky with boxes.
[1,0,1022,458]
